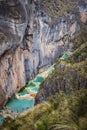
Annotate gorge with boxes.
[0,0,87,129]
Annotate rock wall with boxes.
[35,42,87,104]
[0,0,87,108]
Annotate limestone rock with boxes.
[0,0,87,108]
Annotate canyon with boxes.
[0,0,87,108]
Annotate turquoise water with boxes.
[26,82,39,92]
[6,98,34,113]
[61,53,70,59]
[18,89,29,96]
[26,82,36,87]
[28,86,38,92]
[33,76,44,83]
[0,52,71,125]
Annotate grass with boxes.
[0,89,87,130]
[35,40,87,105]
[65,42,87,64]
[0,42,87,130]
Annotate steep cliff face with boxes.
[0,0,28,107]
[0,0,87,108]
[0,0,27,56]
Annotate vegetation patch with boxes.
[0,89,87,130]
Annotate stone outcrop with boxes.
[0,0,27,56]
[0,0,87,108]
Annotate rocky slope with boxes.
[0,0,87,108]
[35,37,87,104]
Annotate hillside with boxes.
[0,32,87,130]
[35,29,87,104]
[0,89,87,130]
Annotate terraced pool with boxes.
[33,76,44,83]
[60,53,70,59]
[26,82,39,93]
[0,52,72,125]
[5,98,34,113]
[18,89,29,96]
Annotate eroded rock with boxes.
[0,0,87,108]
